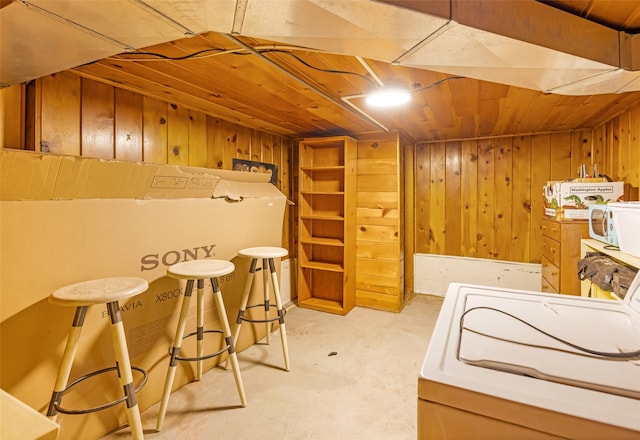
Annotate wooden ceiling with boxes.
[72,0,640,143]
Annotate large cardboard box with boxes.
[0,149,287,439]
[543,180,624,220]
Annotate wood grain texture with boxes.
[143,96,168,164]
[115,88,142,162]
[81,78,114,159]
[41,72,81,155]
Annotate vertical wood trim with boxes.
[26,80,38,150]
[404,138,415,295]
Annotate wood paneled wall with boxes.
[2,71,294,250]
[413,101,640,264]
[3,71,639,273]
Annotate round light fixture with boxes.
[365,87,411,107]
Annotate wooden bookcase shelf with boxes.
[297,136,357,315]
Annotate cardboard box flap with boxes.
[0,149,60,200]
[213,177,283,200]
[144,165,220,199]
[1,149,287,201]
[2,150,231,200]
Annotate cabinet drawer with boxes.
[541,218,562,241]
[541,256,560,292]
[541,235,561,267]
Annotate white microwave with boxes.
[588,204,619,246]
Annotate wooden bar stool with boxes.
[156,259,246,431]
[46,277,148,440]
[233,246,290,371]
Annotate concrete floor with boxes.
[102,294,444,440]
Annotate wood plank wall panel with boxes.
[167,103,190,166]
[414,103,640,265]
[530,134,551,263]
[81,79,114,159]
[429,142,446,255]
[402,132,414,298]
[28,71,293,250]
[444,141,461,256]
[115,89,142,162]
[143,96,168,164]
[188,111,207,167]
[495,137,513,261]
[0,84,24,149]
[460,140,479,257]
[40,72,81,156]
[511,136,532,263]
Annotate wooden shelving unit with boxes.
[297,136,357,315]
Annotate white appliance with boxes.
[588,204,619,246]
[418,273,640,439]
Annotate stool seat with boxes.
[238,246,288,259]
[49,277,148,307]
[168,259,235,279]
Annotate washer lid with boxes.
[458,292,640,399]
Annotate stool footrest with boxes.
[53,366,147,415]
[238,304,286,324]
[173,329,232,362]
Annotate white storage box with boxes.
[609,202,640,258]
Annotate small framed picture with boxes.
[232,159,278,185]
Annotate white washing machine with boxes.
[418,273,640,439]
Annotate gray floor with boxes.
[102,294,444,440]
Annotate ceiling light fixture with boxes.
[365,86,411,107]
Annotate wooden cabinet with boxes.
[354,131,408,313]
[540,218,589,295]
[297,136,357,315]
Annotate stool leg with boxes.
[107,301,144,440]
[47,306,88,421]
[211,277,247,407]
[262,258,271,344]
[231,258,257,361]
[196,279,205,380]
[156,279,194,431]
[269,258,290,371]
